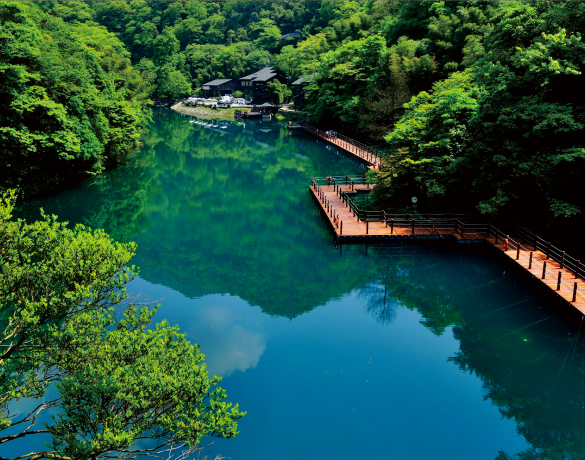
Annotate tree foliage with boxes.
[0,190,244,459]
[0,1,149,197]
[372,1,585,226]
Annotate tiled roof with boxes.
[239,67,281,82]
[291,73,315,85]
[202,79,232,86]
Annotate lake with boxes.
[15,111,585,460]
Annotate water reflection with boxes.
[14,112,585,460]
[186,300,267,377]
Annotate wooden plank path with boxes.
[310,181,585,316]
[310,183,484,239]
[486,236,585,315]
[290,125,382,168]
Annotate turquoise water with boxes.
[14,111,585,460]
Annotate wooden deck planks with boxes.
[486,237,585,314]
[310,183,585,315]
[311,184,471,238]
[297,127,381,167]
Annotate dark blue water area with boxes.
[129,275,528,460]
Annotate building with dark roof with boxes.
[239,67,288,103]
[291,73,315,108]
[201,78,240,97]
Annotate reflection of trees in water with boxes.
[450,315,585,460]
[357,254,402,325]
[351,244,585,460]
[359,281,400,325]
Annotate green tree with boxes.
[274,33,329,80]
[373,70,482,211]
[267,79,292,104]
[305,34,388,127]
[0,1,149,197]
[157,67,192,99]
[250,18,281,51]
[0,190,244,459]
[467,2,585,219]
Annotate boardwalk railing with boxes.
[485,224,583,282]
[301,124,382,165]
[311,176,487,236]
[313,175,371,191]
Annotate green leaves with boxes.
[49,313,243,458]
[0,191,243,459]
[0,2,150,197]
[373,70,480,209]
[374,1,585,223]
[267,80,292,104]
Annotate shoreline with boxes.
[171,102,306,122]
[170,102,237,121]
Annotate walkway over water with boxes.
[310,176,585,315]
[290,125,382,167]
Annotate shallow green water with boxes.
[14,111,585,460]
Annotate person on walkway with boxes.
[504,235,509,251]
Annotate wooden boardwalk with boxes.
[291,125,381,168]
[310,182,585,315]
[310,183,484,240]
[486,236,585,315]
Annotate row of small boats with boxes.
[189,120,228,129]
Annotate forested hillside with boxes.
[0,1,150,197]
[2,0,584,236]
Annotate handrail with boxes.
[484,224,583,281]
[512,224,582,279]
[311,176,473,225]
[300,124,382,165]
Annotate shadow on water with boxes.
[14,111,585,460]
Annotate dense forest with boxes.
[1,1,584,238]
